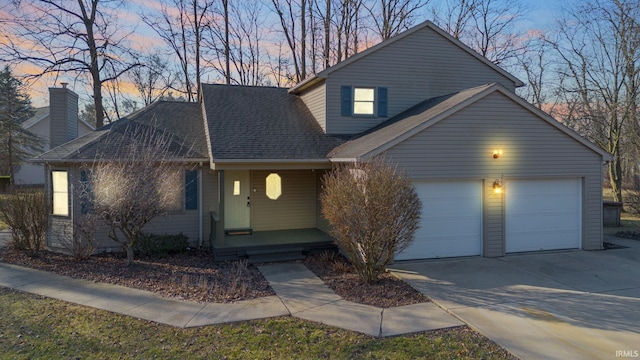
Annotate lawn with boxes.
[0,287,515,360]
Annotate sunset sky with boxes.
[0,0,564,112]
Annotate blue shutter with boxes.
[377,87,388,117]
[341,86,352,116]
[80,170,93,214]
[185,169,198,210]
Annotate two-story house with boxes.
[37,21,612,262]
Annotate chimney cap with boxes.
[60,82,68,89]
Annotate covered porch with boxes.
[211,228,336,262]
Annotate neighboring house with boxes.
[36,21,613,262]
[16,85,95,185]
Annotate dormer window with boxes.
[341,86,388,117]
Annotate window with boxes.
[52,170,69,216]
[185,169,198,210]
[233,180,241,195]
[353,88,375,115]
[266,173,281,200]
[341,86,388,117]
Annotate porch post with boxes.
[217,170,226,246]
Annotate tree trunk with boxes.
[126,243,135,266]
[609,158,623,204]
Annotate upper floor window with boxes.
[341,86,387,117]
[353,88,375,115]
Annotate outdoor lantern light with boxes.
[493,178,503,194]
[492,149,503,159]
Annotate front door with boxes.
[224,170,251,229]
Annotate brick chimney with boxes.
[48,82,79,148]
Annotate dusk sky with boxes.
[1,0,566,111]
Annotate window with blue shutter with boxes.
[341,86,352,116]
[185,169,198,210]
[80,170,93,214]
[377,87,388,117]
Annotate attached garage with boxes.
[396,180,483,260]
[505,178,582,253]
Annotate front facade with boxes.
[38,21,612,261]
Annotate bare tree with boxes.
[549,0,640,204]
[0,0,140,128]
[130,54,175,106]
[142,0,214,101]
[271,0,307,82]
[81,123,193,265]
[432,0,476,39]
[365,0,430,40]
[321,157,421,284]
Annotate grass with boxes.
[0,287,514,360]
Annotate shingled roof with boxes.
[35,101,209,163]
[201,84,345,161]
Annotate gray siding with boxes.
[325,27,517,134]
[251,170,317,231]
[315,170,331,234]
[386,92,603,256]
[300,84,327,132]
[49,87,78,148]
[202,169,219,246]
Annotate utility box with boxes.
[603,200,622,227]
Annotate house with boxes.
[36,21,612,262]
[15,85,95,185]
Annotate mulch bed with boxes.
[303,252,429,308]
[0,247,273,303]
[0,244,428,308]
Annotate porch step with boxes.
[246,247,305,264]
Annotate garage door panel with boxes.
[506,178,581,253]
[396,180,482,260]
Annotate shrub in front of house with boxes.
[0,188,47,257]
[321,156,422,284]
[135,233,189,257]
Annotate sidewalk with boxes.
[0,245,462,336]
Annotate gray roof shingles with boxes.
[201,84,345,160]
[36,101,208,162]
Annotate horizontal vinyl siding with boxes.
[386,92,603,255]
[202,169,218,245]
[326,27,517,134]
[315,170,331,234]
[300,84,327,132]
[251,170,317,231]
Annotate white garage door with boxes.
[396,180,482,260]
[506,178,582,253]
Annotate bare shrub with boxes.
[0,188,47,256]
[80,122,193,266]
[321,157,422,284]
[59,214,98,261]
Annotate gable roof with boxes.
[35,101,208,163]
[330,83,613,161]
[289,20,524,94]
[21,106,96,131]
[201,84,345,164]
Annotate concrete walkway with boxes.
[390,236,640,360]
[0,232,461,336]
[258,263,462,337]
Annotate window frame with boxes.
[352,87,376,116]
[51,169,70,217]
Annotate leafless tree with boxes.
[432,0,476,39]
[0,0,140,128]
[548,0,640,204]
[81,123,193,265]
[130,54,175,106]
[271,0,308,82]
[365,0,430,40]
[142,0,214,101]
[321,157,421,284]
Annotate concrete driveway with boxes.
[390,236,640,360]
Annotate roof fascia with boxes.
[210,159,333,170]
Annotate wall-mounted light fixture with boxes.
[492,149,503,159]
[493,178,503,194]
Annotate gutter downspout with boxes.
[198,163,203,247]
